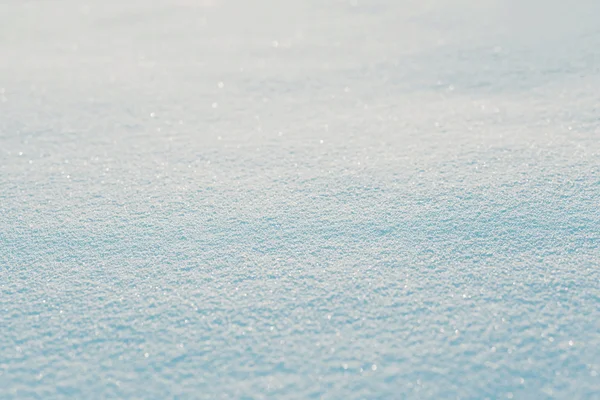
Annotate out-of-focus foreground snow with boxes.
[1,0,599,398]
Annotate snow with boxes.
[1,0,599,398]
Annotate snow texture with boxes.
[1,0,599,398]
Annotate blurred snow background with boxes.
[1,0,599,398]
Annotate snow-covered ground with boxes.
[1,0,599,398]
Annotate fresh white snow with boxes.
[1,0,599,398]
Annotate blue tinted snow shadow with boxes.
[2,178,599,397]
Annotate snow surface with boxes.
[1,0,599,398]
